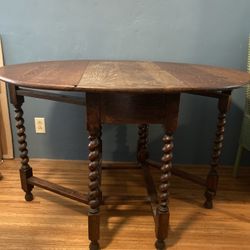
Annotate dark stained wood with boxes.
[0,60,89,90]
[141,164,158,219]
[156,62,250,92]
[98,125,103,203]
[86,93,102,211]
[100,93,169,124]
[86,93,102,249]
[146,159,206,186]
[27,176,88,204]
[164,93,180,131]
[137,124,149,163]
[16,88,86,106]
[9,84,24,106]
[4,60,247,249]
[9,85,34,201]
[102,195,150,205]
[86,93,101,134]
[0,60,249,93]
[155,132,173,249]
[23,176,151,207]
[101,162,140,170]
[78,61,250,92]
[146,159,162,170]
[154,94,180,249]
[185,90,224,99]
[204,91,231,209]
[171,167,206,187]
[88,213,100,250]
[155,211,169,249]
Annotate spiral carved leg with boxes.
[204,111,227,209]
[15,105,33,201]
[98,126,103,202]
[88,130,101,250]
[155,132,173,249]
[137,124,149,164]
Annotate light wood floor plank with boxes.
[0,159,250,249]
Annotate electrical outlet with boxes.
[34,117,46,133]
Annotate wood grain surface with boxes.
[0,159,250,249]
[0,60,249,92]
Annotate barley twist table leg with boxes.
[88,129,101,250]
[98,125,103,202]
[155,132,173,250]
[14,105,34,201]
[204,92,231,209]
[137,124,149,163]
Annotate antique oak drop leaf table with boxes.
[0,60,249,249]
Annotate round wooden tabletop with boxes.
[0,60,249,93]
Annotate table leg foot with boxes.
[25,192,33,202]
[204,201,213,209]
[88,212,100,250]
[89,241,100,250]
[203,191,214,209]
[155,240,166,250]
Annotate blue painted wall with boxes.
[0,0,250,165]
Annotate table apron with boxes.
[88,92,180,125]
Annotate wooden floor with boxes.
[0,159,250,250]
